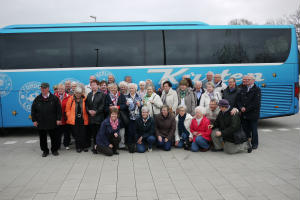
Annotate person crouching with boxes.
[95,108,121,156]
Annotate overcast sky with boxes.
[0,0,299,27]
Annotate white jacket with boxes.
[200,91,222,109]
[214,81,227,96]
[174,113,193,142]
[161,88,178,113]
[144,93,163,117]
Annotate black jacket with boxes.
[213,109,241,143]
[105,92,128,126]
[222,87,240,108]
[237,84,261,120]
[135,116,155,140]
[31,93,62,130]
[85,90,105,125]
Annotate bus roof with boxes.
[0,21,295,34]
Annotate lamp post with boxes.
[90,16,97,22]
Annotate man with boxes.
[238,75,249,89]
[124,76,132,83]
[202,71,214,89]
[85,75,97,96]
[205,98,220,125]
[64,80,71,94]
[31,82,62,157]
[214,74,227,95]
[108,75,115,84]
[193,81,204,106]
[237,75,261,149]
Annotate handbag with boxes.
[233,127,248,144]
[119,110,129,126]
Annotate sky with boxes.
[0,0,299,27]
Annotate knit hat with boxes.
[218,99,229,107]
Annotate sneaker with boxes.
[42,152,49,157]
[52,151,59,156]
[83,148,88,152]
[91,148,98,154]
[148,148,152,152]
[65,146,70,150]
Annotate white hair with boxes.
[206,71,214,75]
[195,106,206,115]
[128,83,138,91]
[119,81,128,88]
[108,83,118,89]
[74,86,83,94]
[177,105,187,111]
[139,81,146,86]
[71,81,77,86]
[141,106,150,113]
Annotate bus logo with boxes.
[0,73,13,97]
[19,81,41,112]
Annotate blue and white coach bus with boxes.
[0,22,299,127]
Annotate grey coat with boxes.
[176,88,196,116]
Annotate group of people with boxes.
[31,72,261,157]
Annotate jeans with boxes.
[136,136,156,153]
[157,137,172,151]
[191,136,209,152]
[242,119,258,147]
[176,132,189,148]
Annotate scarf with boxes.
[179,90,186,99]
[110,92,119,106]
[110,118,119,130]
[143,93,152,104]
[178,114,188,136]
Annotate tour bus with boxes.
[0,22,299,127]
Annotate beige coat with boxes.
[200,91,222,109]
[144,93,163,117]
[177,89,196,116]
[161,88,178,113]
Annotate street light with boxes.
[90,16,97,22]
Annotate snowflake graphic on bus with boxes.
[0,73,13,97]
[19,81,41,112]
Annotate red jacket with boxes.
[55,92,70,125]
[190,116,212,142]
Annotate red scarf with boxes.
[110,118,119,130]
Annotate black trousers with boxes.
[39,129,60,153]
[87,124,100,147]
[57,125,71,148]
[126,120,137,145]
[96,134,121,156]
[72,124,88,150]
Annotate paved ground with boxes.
[0,113,299,200]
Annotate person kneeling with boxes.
[135,106,156,153]
[155,105,176,151]
[95,108,121,156]
[210,99,251,154]
[190,106,212,152]
[174,105,193,150]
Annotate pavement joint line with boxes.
[115,152,120,200]
[276,128,290,131]
[131,154,138,200]
[25,140,38,144]
[145,153,159,200]
[93,155,105,200]
[259,129,272,132]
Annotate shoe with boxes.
[52,151,59,156]
[91,148,98,154]
[65,146,70,150]
[211,148,223,152]
[113,151,119,155]
[200,148,209,152]
[76,149,82,153]
[148,148,152,152]
[42,152,49,157]
[83,148,88,152]
[252,145,258,150]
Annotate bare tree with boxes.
[228,18,254,25]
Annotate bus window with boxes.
[165,29,291,65]
[0,35,3,69]
[2,32,71,69]
[72,30,164,67]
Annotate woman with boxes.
[95,108,121,156]
[190,106,212,152]
[177,79,196,116]
[85,80,105,152]
[174,105,193,150]
[99,80,108,95]
[54,84,71,150]
[66,87,89,153]
[143,85,163,117]
[155,105,176,151]
[161,81,178,114]
[137,81,146,99]
[135,106,156,153]
[119,81,129,96]
[125,83,143,153]
[105,83,128,148]
[200,82,222,109]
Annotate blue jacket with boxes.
[96,117,121,147]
